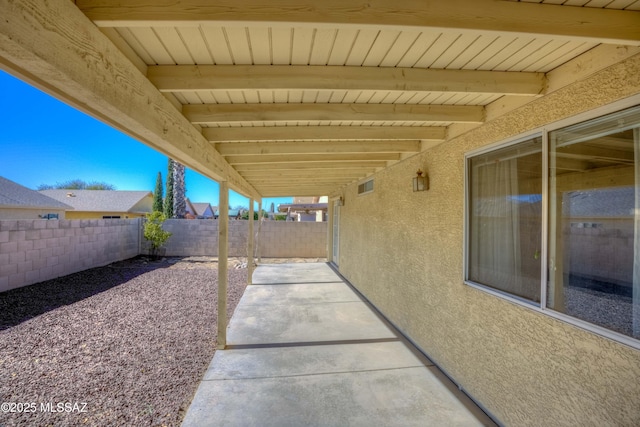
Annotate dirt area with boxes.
[0,256,251,427]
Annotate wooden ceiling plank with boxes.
[309,28,338,65]
[77,0,640,45]
[247,27,272,64]
[216,140,421,155]
[154,27,194,64]
[0,0,260,200]
[148,65,545,95]
[184,103,484,124]
[200,26,234,64]
[176,27,214,64]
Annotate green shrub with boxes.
[143,211,172,257]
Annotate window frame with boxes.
[463,95,640,350]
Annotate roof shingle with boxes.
[40,189,152,213]
[0,176,72,210]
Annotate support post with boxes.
[248,198,255,285]
[217,181,229,349]
[633,128,639,338]
[327,200,334,263]
[257,199,263,263]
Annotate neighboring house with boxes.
[279,196,328,221]
[40,189,153,219]
[185,198,215,219]
[0,176,72,219]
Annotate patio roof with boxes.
[1,1,639,199]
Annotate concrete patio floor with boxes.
[182,263,497,426]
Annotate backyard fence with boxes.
[0,219,140,293]
[149,219,327,258]
[1,219,327,292]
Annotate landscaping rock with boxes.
[0,257,247,427]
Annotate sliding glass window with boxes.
[466,103,640,344]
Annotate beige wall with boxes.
[65,211,147,219]
[0,208,66,220]
[336,53,640,426]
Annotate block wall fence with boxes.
[0,219,141,293]
[144,219,327,258]
[1,219,327,293]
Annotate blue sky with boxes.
[0,70,290,210]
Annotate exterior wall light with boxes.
[335,197,344,206]
[413,169,428,192]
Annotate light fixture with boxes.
[335,196,344,206]
[413,169,428,192]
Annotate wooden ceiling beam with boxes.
[203,126,446,142]
[234,161,386,171]
[185,104,484,124]
[260,189,339,197]
[253,183,343,191]
[240,170,367,178]
[216,140,421,156]
[249,178,355,185]
[148,65,545,96]
[226,153,400,165]
[77,0,640,45]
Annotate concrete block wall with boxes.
[258,221,328,258]
[147,219,327,258]
[0,219,140,292]
[1,218,325,292]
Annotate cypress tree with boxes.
[173,161,186,218]
[152,171,163,212]
[164,159,174,218]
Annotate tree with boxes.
[37,179,115,190]
[152,172,163,212]
[164,159,174,218]
[241,210,265,220]
[85,181,116,190]
[143,211,172,258]
[173,160,186,218]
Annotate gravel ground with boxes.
[0,256,247,427]
[564,279,633,337]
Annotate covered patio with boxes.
[182,262,496,426]
[1,1,639,425]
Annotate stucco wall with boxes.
[336,53,640,426]
[0,219,140,293]
[144,219,327,258]
[65,211,147,219]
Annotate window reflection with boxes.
[549,106,640,338]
